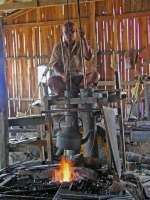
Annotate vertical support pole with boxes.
[114,71,126,172]
[45,113,53,161]
[43,96,53,161]
[0,19,9,168]
[137,88,140,120]
[37,125,45,161]
[89,1,97,72]
[144,83,150,120]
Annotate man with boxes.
[48,21,100,95]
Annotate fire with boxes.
[54,156,74,182]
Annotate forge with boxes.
[1,151,150,200]
[1,1,150,199]
[0,158,135,200]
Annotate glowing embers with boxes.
[54,157,74,182]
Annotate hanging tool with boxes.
[77,0,87,88]
[110,0,117,70]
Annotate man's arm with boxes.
[78,28,91,60]
[53,62,68,83]
[53,62,64,76]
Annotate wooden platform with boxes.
[8,115,45,127]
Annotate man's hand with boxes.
[53,62,68,83]
[61,73,69,83]
[77,28,91,60]
[78,28,85,39]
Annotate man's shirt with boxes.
[49,40,91,74]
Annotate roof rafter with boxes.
[2,9,34,23]
[0,0,104,11]
[3,10,150,29]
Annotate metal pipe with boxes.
[80,88,98,157]
[77,0,87,88]
[65,90,79,156]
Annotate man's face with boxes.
[62,25,77,44]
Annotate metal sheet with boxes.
[131,131,150,142]
[102,106,122,177]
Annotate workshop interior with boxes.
[0,0,150,199]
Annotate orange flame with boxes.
[54,157,74,182]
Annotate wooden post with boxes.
[45,113,53,161]
[0,19,9,168]
[37,125,45,161]
[89,1,97,73]
[114,71,126,172]
[144,83,150,120]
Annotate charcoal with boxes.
[3,175,60,198]
[70,177,113,195]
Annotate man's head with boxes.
[62,22,77,44]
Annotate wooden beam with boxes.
[8,98,39,101]
[96,11,150,21]
[2,9,35,23]
[38,0,104,7]
[97,81,136,86]
[0,18,9,168]
[0,0,104,11]
[3,10,150,29]
[8,115,45,126]
[6,55,48,60]
[23,139,47,147]
[2,17,89,29]
[0,0,37,11]
[9,146,30,152]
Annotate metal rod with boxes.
[77,0,87,88]
[66,0,72,114]
[41,108,101,114]
[60,35,68,93]
[60,36,65,74]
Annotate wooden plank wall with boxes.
[2,0,150,117]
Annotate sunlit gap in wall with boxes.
[38,65,51,95]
